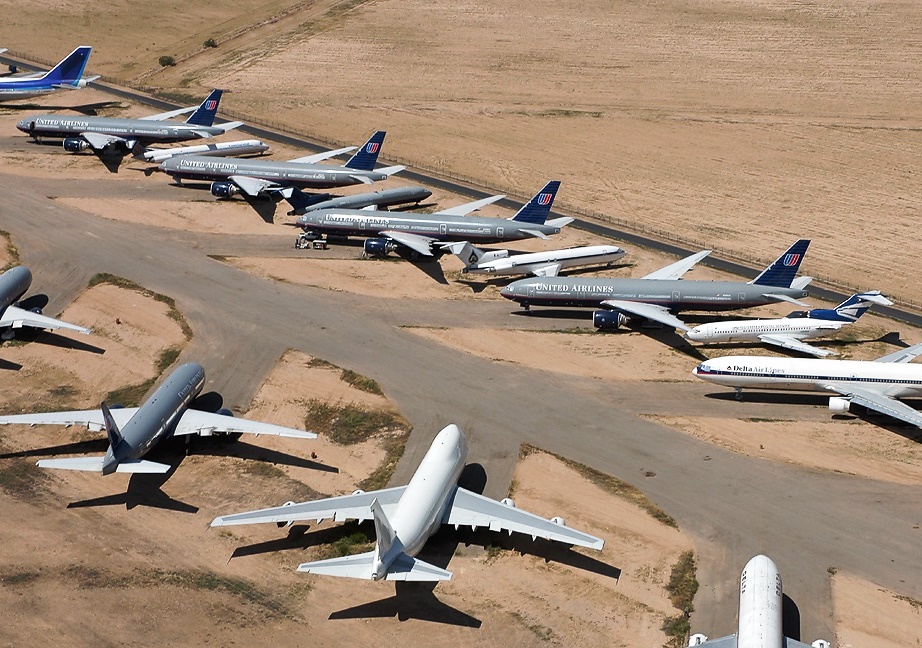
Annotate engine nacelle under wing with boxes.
[364,238,397,257]
[592,309,628,330]
[63,137,91,153]
[828,397,852,414]
[211,181,239,198]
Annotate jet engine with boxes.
[363,238,397,257]
[592,309,628,330]
[276,500,298,528]
[29,306,42,315]
[63,137,91,153]
[688,634,709,646]
[210,182,239,198]
[550,516,566,526]
[352,489,365,496]
[500,498,516,508]
[828,397,852,414]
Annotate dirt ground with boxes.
[832,572,922,648]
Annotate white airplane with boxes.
[0,265,90,339]
[0,46,97,102]
[692,341,922,427]
[212,423,603,581]
[685,291,893,357]
[440,241,626,277]
[137,139,269,164]
[689,554,829,648]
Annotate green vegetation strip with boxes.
[305,356,384,395]
[0,229,20,271]
[88,273,193,340]
[662,550,699,647]
[519,444,677,528]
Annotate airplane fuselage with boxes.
[738,555,784,648]
[16,116,227,144]
[467,245,625,276]
[0,86,67,102]
[141,139,268,163]
[0,265,33,311]
[686,317,843,343]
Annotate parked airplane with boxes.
[689,555,829,648]
[298,181,571,258]
[0,265,90,339]
[287,186,432,216]
[686,291,892,357]
[137,138,269,164]
[17,89,242,154]
[692,341,922,427]
[501,240,811,331]
[158,130,403,198]
[0,46,96,102]
[441,241,626,277]
[212,423,602,581]
[0,362,315,474]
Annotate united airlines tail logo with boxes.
[537,193,553,206]
[782,253,800,267]
[366,142,380,154]
[204,100,218,110]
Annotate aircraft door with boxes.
[672,290,680,303]
[739,293,747,304]
[527,286,535,299]
[497,226,505,240]
[439,223,447,236]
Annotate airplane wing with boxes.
[761,293,809,307]
[443,487,604,550]
[874,341,922,363]
[227,174,279,197]
[211,486,407,526]
[824,384,922,428]
[289,146,356,163]
[532,263,562,278]
[0,304,91,335]
[139,106,197,121]
[0,407,139,431]
[172,409,316,438]
[641,250,711,280]
[81,131,127,150]
[378,230,435,257]
[435,194,505,217]
[599,299,690,332]
[296,550,452,581]
[758,334,835,358]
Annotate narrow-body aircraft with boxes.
[0,265,90,339]
[501,240,811,331]
[0,46,96,102]
[212,424,602,581]
[137,138,268,164]
[442,241,626,277]
[693,341,922,427]
[0,362,315,474]
[685,291,892,356]
[17,89,242,154]
[689,555,829,648]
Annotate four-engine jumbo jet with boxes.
[0,46,96,102]
[17,88,243,154]
[157,130,404,198]
[501,240,811,331]
[0,265,91,339]
[212,423,603,581]
[298,181,572,258]
[685,290,892,357]
[692,341,922,428]
[689,555,829,648]
[441,241,626,277]
[0,362,315,475]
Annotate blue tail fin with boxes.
[42,46,92,86]
[100,401,123,449]
[807,291,890,322]
[185,89,223,127]
[285,188,333,214]
[510,181,560,224]
[750,239,811,288]
[344,131,386,170]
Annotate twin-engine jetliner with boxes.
[137,139,269,164]
[0,265,91,339]
[298,181,572,258]
[441,241,626,277]
[0,362,315,475]
[686,291,892,356]
[692,341,922,428]
[689,555,829,648]
[0,46,96,102]
[287,186,432,216]
[212,424,603,581]
[17,89,243,153]
[501,240,811,332]
[158,130,404,198]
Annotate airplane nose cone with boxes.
[685,329,703,341]
[500,286,514,300]
[16,120,28,132]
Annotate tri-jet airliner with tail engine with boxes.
[285,185,432,216]
[17,89,242,154]
[0,362,315,475]
[158,130,403,198]
[137,138,269,164]
[212,424,602,581]
[441,241,626,277]
[501,240,811,331]
[692,341,922,428]
[297,181,572,258]
[0,46,96,102]
[0,265,90,340]
[685,290,892,356]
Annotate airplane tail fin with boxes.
[749,239,811,288]
[510,181,561,224]
[286,188,335,215]
[101,401,123,450]
[440,241,487,265]
[371,497,397,559]
[42,46,93,87]
[344,131,386,170]
[807,290,892,322]
[185,89,223,127]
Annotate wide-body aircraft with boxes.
[212,424,603,581]
[685,290,892,356]
[0,46,96,102]
[693,341,922,427]
[285,186,432,215]
[0,362,315,474]
[17,89,242,154]
[442,241,626,277]
[0,265,90,339]
[298,181,572,258]
[157,130,403,198]
[501,240,811,331]
[689,555,829,648]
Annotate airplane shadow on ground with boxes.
[2,100,120,115]
[783,594,802,641]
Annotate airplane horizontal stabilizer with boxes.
[296,550,452,581]
[387,553,453,581]
[544,217,573,228]
[518,229,549,240]
[217,121,245,132]
[36,457,171,473]
[376,165,405,177]
[761,293,809,307]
